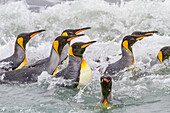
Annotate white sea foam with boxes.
[0,0,170,112]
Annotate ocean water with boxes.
[0,0,170,112]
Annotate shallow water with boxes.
[0,0,170,112]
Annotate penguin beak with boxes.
[132,31,158,36]
[74,27,91,35]
[67,34,85,41]
[29,29,46,38]
[135,34,153,41]
[81,41,96,48]
[143,31,158,36]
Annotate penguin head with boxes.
[69,41,96,58]
[61,27,91,36]
[53,34,85,56]
[157,46,170,63]
[122,33,155,54]
[16,29,45,50]
[100,76,112,104]
[131,31,158,36]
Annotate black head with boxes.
[61,27,91,36]
[122,34,153,54]
[16,29,45,50]
[53,34,84,55]
[69,41,96,58]
[157,46,170,63]
[131,31,158,36]
[100,76,112,100]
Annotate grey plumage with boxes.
[54,56,81,88]
[104,31,158,76]
[0,35,83,84]
[104,47,134,75]
[28,27,91,69]
[0,29,45,73]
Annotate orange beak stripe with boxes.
[75,30,85,35]
[81,43,92,48]
[136,36,146,41]
[145,33,153,35]
[101,79,104,83]
[67,36,78,41]
[30,32,40,38]
[104,78,109,83]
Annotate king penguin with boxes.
[104,31,158,75]
[156,46,170,63]
[0,34,84,84]
[54,41,96,88]
[0,29,45,73]
[28,27,91,68]
[100,76,122,108]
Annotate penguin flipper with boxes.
[0,67,43,84]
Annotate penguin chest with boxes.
[79,59,92,85]
[15,56,26,70]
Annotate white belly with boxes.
[79,58,92,85]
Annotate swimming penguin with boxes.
[104,31,157,75]
[100,76,122,108]
[0,35,84,84]
[28,27,91,68]
[0,29,45,73]
[54,41,96,88]
[156,46,170,63]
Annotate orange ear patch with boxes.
[122,40,132,54]
[17,37,25,50]
[157,51,163,63]
[62,32,68,36]
[53,40,60,56]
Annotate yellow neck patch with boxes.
[78,58,92,85]
[81,58,87,69]
[15,56,26,70]
[157,51,163,63]
[52,65,58,75]
[17,37,25,51]
[62,32,68,36]
[103,99,109,105]
[132,57,134,65]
